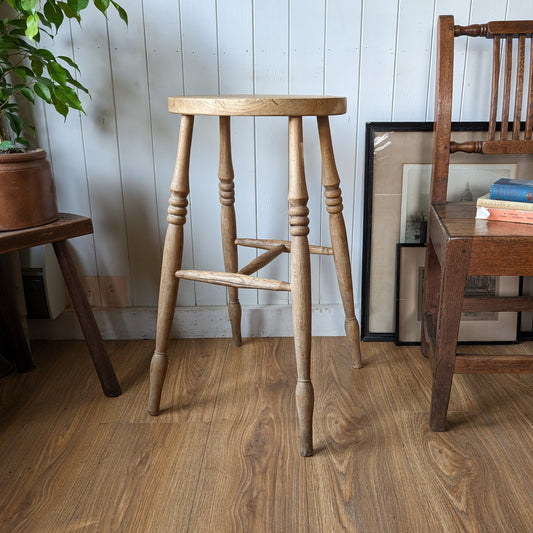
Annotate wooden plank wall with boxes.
[28,0,533,338]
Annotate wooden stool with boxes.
[148,96,362,456]
[0,214,121,397]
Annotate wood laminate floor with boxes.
[1,337,532,531]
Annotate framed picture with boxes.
[361,122,533,341]
[395,244,520,345]
[400,163,516,243]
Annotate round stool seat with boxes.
[167,94,346,117]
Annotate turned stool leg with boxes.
[219,117,242,346]
[317,117,362,369]
[148,114,194,416]
[288,116,314,457]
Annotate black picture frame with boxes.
[394,243,520,346]
[361,121,533,341]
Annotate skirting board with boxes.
[28,304,350,340]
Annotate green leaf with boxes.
[21,0,39,12]
[31,58,44,76]
[14,66,33,81]
[32,48,55,60]
[36,77,55,89]
[68,78,89,94]
[25,12,39,40]
[20,87,35,103]
[58,55,80,71]
[56,1,81,21]
[68,0,89,14]
[34,81,52,103]
[0,140,16,151]
[48,61,68,85]
[51,93,69,118]
[7,112,23,136]
[15,136,31,148]
[44,1,65,27]
[111,1,128,24]
[56,85,84,112]
[38,17,53,30]
[94,0,110,14]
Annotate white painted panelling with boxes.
[427,1,473,122]
[38,27,97,278]
[460,1,509,122]
[393,0,435,121]
[289,0,326,304]
[71,9,131,298]
[181,0,226,306]
[29,304,348,339]
[29,0,533,339]
[217,0,258,306]
[107,0,161,306]
[321,0,361,304]
[144,1,195,306]
[254,0,290,305]
[351,0,398,312]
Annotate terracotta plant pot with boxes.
[0,149,59,231]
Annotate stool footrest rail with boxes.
[175,269,291,291]
[235,237,333,256]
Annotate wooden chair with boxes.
[148,95,363,456]
[422,16,533,431]
[0,214,121,397]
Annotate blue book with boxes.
[489,178,533,202]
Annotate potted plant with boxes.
[0,0,127,230]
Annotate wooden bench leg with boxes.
[52,240,121,397]
[0,252,33,372]
[430,239,471,431]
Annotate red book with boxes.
[476,205,533,224]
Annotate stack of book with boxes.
[476,178,533,224]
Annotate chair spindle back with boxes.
[432,16,533,205]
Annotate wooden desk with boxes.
[0,214,121,397]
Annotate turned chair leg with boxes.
[430,239,471,431]
[219,116,242,346]
[289,116,314,457]
[148,115,194,416]
[317,116,362,368]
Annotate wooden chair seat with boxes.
[422,16,533,431]
[430,204,533,276]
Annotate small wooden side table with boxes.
[148,95,362,456]
[0,213,121,397]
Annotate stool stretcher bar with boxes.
[235,237,333,256]
[175,269,291,291]
[238,244,285,276]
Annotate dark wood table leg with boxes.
[52,240,121,397]
[0,252,33,372]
